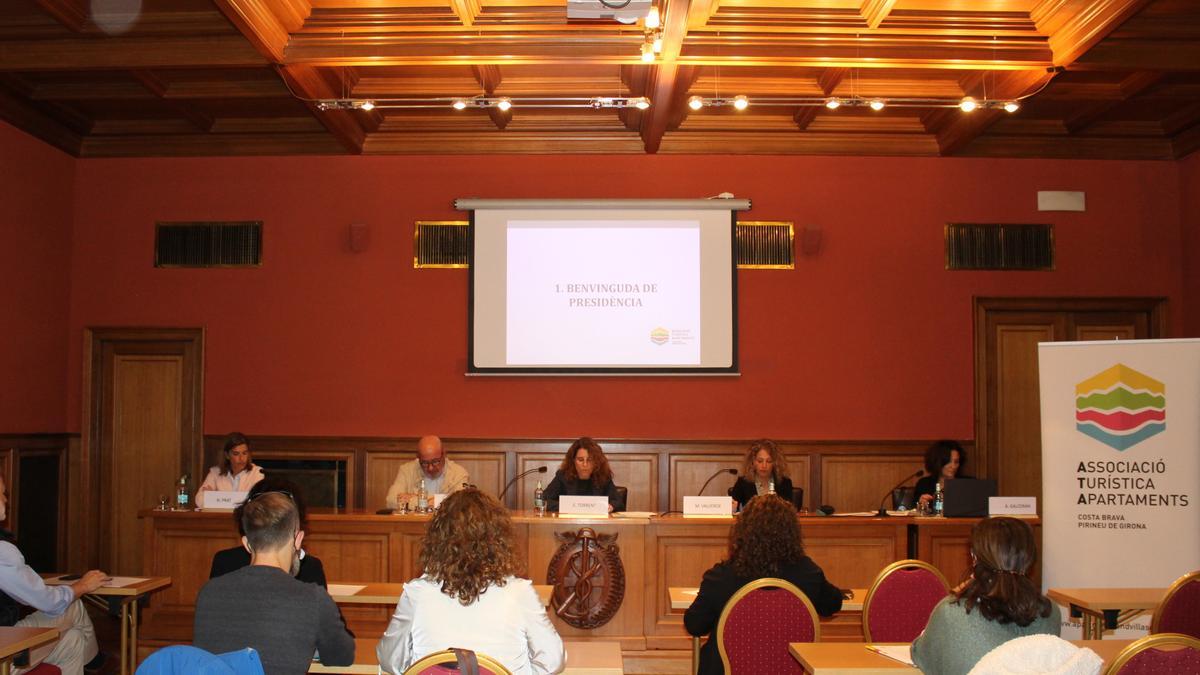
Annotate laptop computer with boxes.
[943,478,997,517]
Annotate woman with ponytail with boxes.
[912,517,1061,675]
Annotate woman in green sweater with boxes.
[912,517,1060,675]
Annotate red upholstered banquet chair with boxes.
[716,577,819,675]
[1152,569,1200,639]
[1101,633,1200,675]
[862,559,950,642]
[403,648,512,675]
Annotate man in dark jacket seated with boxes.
[208,478,327,587]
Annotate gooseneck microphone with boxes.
[875,469,924,517]
[697,468,739,496]
[498,465,549,502]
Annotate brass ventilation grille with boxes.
[155,221,262,267]
[414,220,469,268]
[736,221,794,269]
[945,223,1054,271]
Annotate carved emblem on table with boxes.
[546,527,625,629]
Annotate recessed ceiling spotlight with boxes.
[825,97,841,110]
[959,96,978,112]
[687,95,704,110]
[496,97,512,111]
[1003,101,1020,113]
[869,99,885,111]
[732,95,749,111]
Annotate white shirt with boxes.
[377,576,565,675]
[195,464,265,507]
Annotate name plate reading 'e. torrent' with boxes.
[559,495,609,516]
[203,491,249,510]
[990,497,1037,516]
[684,496,734,517]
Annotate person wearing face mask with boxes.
[542,437,626,513]
[915,440,968,508]
[196,432,265,508]
[729,439,795,510]
[193,491,354,673]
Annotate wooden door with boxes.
[974,299,1166,506]
[82,328,203,574]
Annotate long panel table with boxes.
[139,510,1035,663]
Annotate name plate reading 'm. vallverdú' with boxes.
[684,496,734,517]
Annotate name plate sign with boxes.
[203,491,248,510]
[684,496,734,517]
[559,495,609,516]
[433,493,447,509]
[989,496,1037,515]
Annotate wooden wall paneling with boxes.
[644,521,729,648]
[252,446,356,508]
[365,452,408,510]
[667,453,745,512]
[820,454,925,514]
[800,521,909,589]
[449,452,506,498]
[515,453,562,511]
[141,514,236,615]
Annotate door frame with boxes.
[80,327,204,571]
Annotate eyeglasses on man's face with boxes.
[418,457,445,468]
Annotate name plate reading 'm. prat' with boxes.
[990,496,1037,515]
[559,495,609,516]
[684,496,734,517]
[202,491,248,510]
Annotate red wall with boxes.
[1182,151,1200,338]
[0,122,74,432]
[61,154,1185,441]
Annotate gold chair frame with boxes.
[402,649,513,675]
[1151,569,1200,635]
[715,577,821,675]
[1101,632,1200,675]
[861,558,950,642]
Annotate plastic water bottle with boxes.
[416,479,428,513]
[768,479,776,495]
[533,480,546,516]
[934,480,944,517]
[175,475,190,510]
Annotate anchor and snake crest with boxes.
[545,528,625,629]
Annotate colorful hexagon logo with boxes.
[1075,364,1165,451]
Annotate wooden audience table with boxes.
[45,575,172,675]
[1046,588,1165,640]
[0,627,59,675]
[330,583,553,607]
[308,638,623,674]
[788,640,1134,674]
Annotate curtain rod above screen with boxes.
[454,198,752,211]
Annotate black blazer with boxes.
[914,474,973,503]
[543,469,627,513]
[684,559,843,675]
[209,546,329,588]
[729,475,795,510]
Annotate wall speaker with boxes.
[349,223,371,253]
[800,225,823,256]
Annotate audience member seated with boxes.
[728,439,795,510]
[542,437,626,513]
[194,492,355,674]
[912,517,1060,675]
[914,439,967,508]
[684,495,843,675]
[209,478,327,587]
[0,475,109,675]
[384,435,471,511]
[376,489,565,675]
[197,432,265,508]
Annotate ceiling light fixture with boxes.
[496,97,512,111]
[317,96,652,111]
[451,99,468,110]
[825,97,841,110]
[640,42,655,62]
[680,95,1027,112]
[1003,101,1020,113]
[959,96,978,112]
[633,97,651,110]
[357,100,375,111]
[869,99,885,111]
[644,5,660,29]
[687,95,704,110]
[732,95,749,110]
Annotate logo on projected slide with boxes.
[650,327,669,345]
[546,527,625,629]
[1075,364,1165,451]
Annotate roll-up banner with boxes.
[1039,339,1200,638]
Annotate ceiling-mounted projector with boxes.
[566,0,651,23]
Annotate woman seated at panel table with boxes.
[377,488,565,675]
[208,477,328,587]
[542,437,627,513]
[911,516,1060,675]
[728,439,795,510]
[684,495,843,675]
[914,439,967,508]
[195,432,265,508]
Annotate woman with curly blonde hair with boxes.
[377,489,565,675]
[684,495,842,675]
[729,439,797,510]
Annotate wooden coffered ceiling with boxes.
[1,0,1198,158]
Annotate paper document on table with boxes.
[326,584,367,597]
[866,644,914,665]
[103,576,146,588]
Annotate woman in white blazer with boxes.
[195,432,265,508]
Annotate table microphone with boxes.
[875,469,924,517]
[697,468,738,496]
[498,465,549,501]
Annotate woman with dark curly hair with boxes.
[684,495,842,675]
[542,437,626,513]
[912,517,1060,675]
[377,488,564,675]
[729,439,796,510]
[914,439,967,509]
